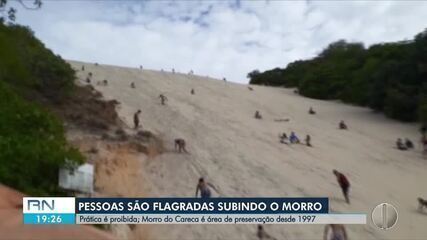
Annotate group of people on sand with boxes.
[85,64,352,240]
[256,107,349,148]
[251,105,351,239]
[279,132,312,147]
[396,138,414,151]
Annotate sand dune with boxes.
[70,61,427,240]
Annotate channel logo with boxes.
[23,197,76,224]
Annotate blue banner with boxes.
[76,198,328,214]
[23,213,75,224]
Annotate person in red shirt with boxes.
[333,170,350,204]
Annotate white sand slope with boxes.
[70,61,427,240]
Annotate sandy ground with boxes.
[67,130,153,240]
[70,61,427,240]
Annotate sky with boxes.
[9,0,427,83]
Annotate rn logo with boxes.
[27,199,55,211]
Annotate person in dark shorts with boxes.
[133,110,141,129]
[333,170,350,204]
[195,178,218,198]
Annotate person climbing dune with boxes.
[174,138,188,153]
[133,110,141,129]
[333,170,350,204]
[305,134,312,147]
[195,177,218,198]
[159,94,168,105]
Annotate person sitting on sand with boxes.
[159,94,168,105]
[305,135,312,147]
[195,177,218,198]
[257,225,277,240]
[174,138,188,153]
[309,107,316,115]
[324,224,348,240]
[339,120,348,130]
[254,111,262,119]
[396,138,407,150]
[131,82,136,88]
[289,132,300,144]
[280,133,288,144]
[248,86,254,91]
[405,138,414,149]
[133,110,141,129]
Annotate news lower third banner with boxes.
[23,197,366,225]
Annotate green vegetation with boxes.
[0,22,83,195]
[248,28,427,123]
[0,23,75,100]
